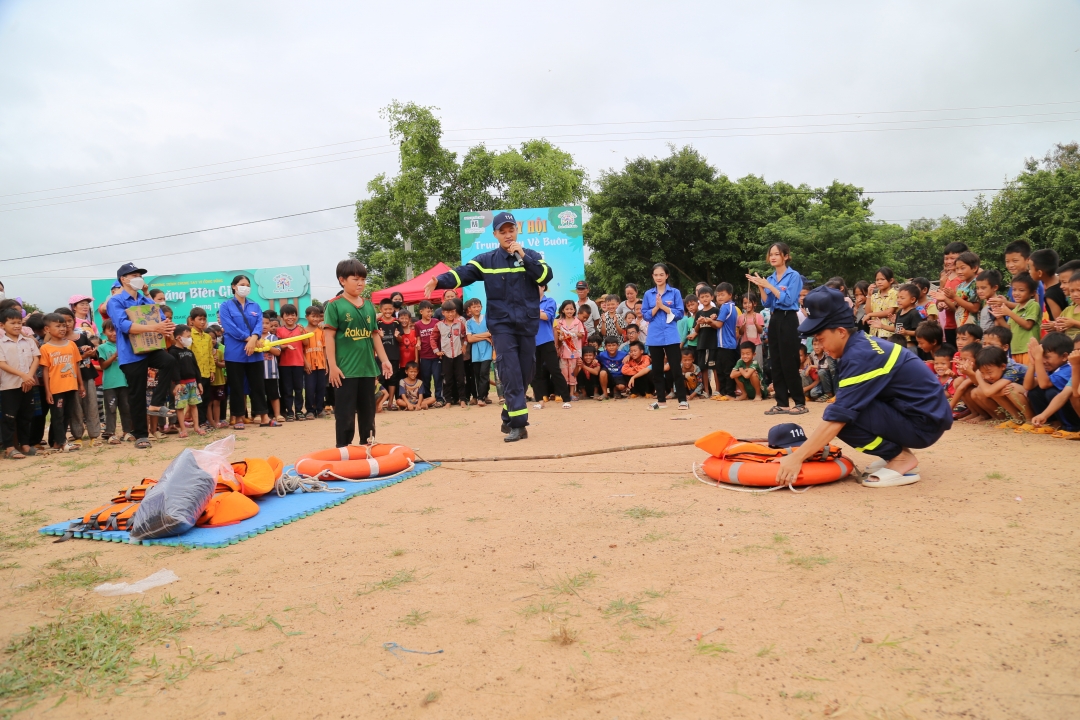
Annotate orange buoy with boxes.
[700,455,853,487]
[294,444,416,480]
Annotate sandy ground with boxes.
[1,395,1078,720]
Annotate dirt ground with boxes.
[1,395,1078,719]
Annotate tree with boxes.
[355,102,587,289]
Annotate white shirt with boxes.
[0,333,41,391]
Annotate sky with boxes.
[1,0,1078,312]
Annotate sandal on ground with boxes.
[4,448,26,459]
[861,468,920,487]
[562,402,572,409]
[260,420,282,428]
[135,438,152,449]
[233,422,245,430]
[108,435,123,445]
[275,415,286,423]
[996,420,1023,430]
[177,431,189,439]
[647,402,667,410]
[305,413,315,420]
[23,447,36,456]
[788,405,809,415]
[764,405,790,415]
[678,401,689,410]
[1014,423,1056,434]
[863,458,919,475]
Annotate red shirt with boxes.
[275,325,307,366]
[398,328,417,367]
[414,319,439,360]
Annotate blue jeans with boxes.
[420,357,443,403]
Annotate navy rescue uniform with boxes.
[434,247,552,429]
[822,332,953,461]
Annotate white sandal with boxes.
[861,468,920,487]
[864,458,919,475]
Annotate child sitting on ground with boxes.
[578,344,602,400]
[1048,273,1080,339]
[619,324,640,354]
[731,341,766,402]
[621,341,652,397]
[949,342,982,416]
[983,325,1012,355]
[961,346,1029,427]
[1026,333,1079,434]
[396,362,434,411]
[680,347,703,399]
[597,336,628,400]
[798,345,819,397]
[915,320,946,364]
[932,347,960,401]
[811,336,838,402]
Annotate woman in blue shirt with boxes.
[640,263,687,410]
[747,242,807,415]
[218,274,274,428]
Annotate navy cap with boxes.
[116,262,147,280]
[797,286,854,337]
[492,212,517,231]
[768,423,807,449]
[575,280,588,290]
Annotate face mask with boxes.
[392,300,402,309]
[0,292,5,301]
[236,286,251,298]
[179,336,192,348]
[156,300,167,306]
[128,277,145,291]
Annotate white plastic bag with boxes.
[190,434,236,484]
[95,569,179,596]
[129,449,216,540]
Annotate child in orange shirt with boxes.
[302,305,329,417]
[39,313,84,451]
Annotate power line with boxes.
[4,204,355,262]
[1,225,357,279]
[9,98,1079,199]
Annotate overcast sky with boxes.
[2,0,1078,312]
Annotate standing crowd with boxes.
[2,236,1079,460]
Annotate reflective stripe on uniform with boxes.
[855,436,883,452]
[536,263,551,284]
[449,269,462,288]
[839,342,902,388]
[468,259,525,274]
[507,407,528,417]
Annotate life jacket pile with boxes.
[58,457,283,541]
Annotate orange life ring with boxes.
[295,444,416,480]
[701,455,854,487]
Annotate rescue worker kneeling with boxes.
[774,287,953,488]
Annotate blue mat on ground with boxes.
[38,462,437,549]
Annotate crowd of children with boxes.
[1,237,1079,459]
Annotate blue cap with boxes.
[492,212,517,231]
[797,286,854,337]
[768,423,807,449]
[116,262,147,280]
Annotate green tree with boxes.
[355,102,586,288]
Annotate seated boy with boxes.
[619,325,640,354]
[731,341,766,402]
[680,347,703,399]
[811,336,838,401]
[621,341,653,397]
[914,320,945,364]
[396,362,434,410]
[798,345,819,397]
[1026,333,1079,433]
[948,342,981,417]
[1048,274,1080,339]
[577,344,602,400]
[983,325,1012,354]
[959,346,1029,427]
[597,336,628,400]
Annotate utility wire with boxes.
[1,225,357,279]
[4,204,355,262]
[8,98,1080,199]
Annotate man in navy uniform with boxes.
[775,286,952,487]
[425,211,552,442]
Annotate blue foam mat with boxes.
[38,462,437,548]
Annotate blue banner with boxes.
[459,206,585,308]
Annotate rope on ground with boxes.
[421,439,697,463]
[691,461,811,494]
[277,460,419,495]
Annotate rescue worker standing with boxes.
[775,287,953,487]
[424,212,552,442]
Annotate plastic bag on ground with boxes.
[129,448,216,540]
[191,434,236,484]
[95,569,179,596]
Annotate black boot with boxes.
[500,422,511,434]
[504,427,528,442]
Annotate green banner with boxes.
[91,265,311,326]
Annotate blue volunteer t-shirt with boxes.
[716,301,738,350]
[598,349,627,375]
[536,295,557,346]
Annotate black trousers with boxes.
[649,344,687,403]
[1,388,34,449]
[627,372,654,397]
[837,399,949,461]
[48,390,77,447]
[472,359,492,401]
[577,371,600,397]
[120,349,177,440]
[29,385,47,446]
[534,341,571,403]
[226,361,267,418]
[767,310,805,407]
[279,365,305,417]
[335,376,377,447]
[441,354,467,404]
[716,347,739,398]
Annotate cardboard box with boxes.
[125,305,167,354]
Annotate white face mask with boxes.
[127,276,145,291]
[236,285,251,298]
[156,300,167,305]
[0,291,5,301]
[179,336,192,348]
